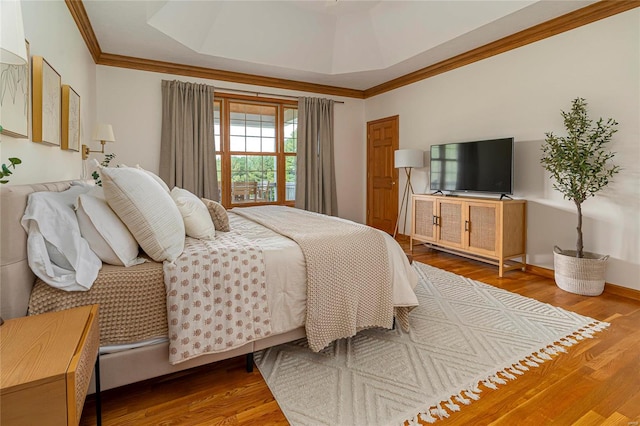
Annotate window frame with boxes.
[215,93,297,208]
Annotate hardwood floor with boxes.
[80,243,640,425]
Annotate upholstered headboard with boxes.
[0,180,90,319]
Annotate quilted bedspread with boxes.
[164,234,272,364]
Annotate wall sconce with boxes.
[82,124,115,160]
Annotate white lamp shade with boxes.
[394,149,424,168]
[0,0,28,65]
[93,124,116,142]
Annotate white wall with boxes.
[96,66,366,223]
[365,9,640,290]
[0,0,96,184]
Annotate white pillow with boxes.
[170,187,216,240]
[76,194,145,267]
[136,165,170,193]
[101,166,185,262]
[21,185,101,291]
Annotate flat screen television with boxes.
[430,137,514,195]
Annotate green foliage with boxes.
[540,97,620,257]
[92,153,117,186]
[0,157,22,184]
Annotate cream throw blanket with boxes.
[232,206,394,352]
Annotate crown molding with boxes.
[67,0,639,100]
[97,53,365,99]
[364,0,640,98]
[65,0,101,63]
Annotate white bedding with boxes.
[98,210,418,353]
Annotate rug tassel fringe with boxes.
[445,398,460,412]
[465,388,481,401]
[456,392,472,405]
[509,365,525,375]
[433,404,450,419]
[420,411,438,424]
[482,379,498,390]
[514,362,529,372]
[537,351,552,361]
[501,369,517,380]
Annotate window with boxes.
[215,97,297,207]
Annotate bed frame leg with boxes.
[392,317,396,330]
[246,352,254,372]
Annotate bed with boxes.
[0,177,418,393]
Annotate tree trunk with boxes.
[575,200,584,258]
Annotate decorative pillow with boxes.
[201,198,230,232]
[170,187,216,240]
[76,194,145,267]
[21,185,101,291]
[101,166,185,262]
[136,165,170,193]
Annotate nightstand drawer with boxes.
[1,305,99,426]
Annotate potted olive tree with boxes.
[541,97,620,296]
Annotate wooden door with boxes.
[366,116,399,234]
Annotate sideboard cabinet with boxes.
[411,194,527,276]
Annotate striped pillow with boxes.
[101,166,185,262]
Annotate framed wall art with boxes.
[0,40,30,139]
[61,85,80,151]
[32,56,61,145]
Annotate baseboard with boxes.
[526,264,640,302]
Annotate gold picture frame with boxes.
[0,40,30,139]
[61,85,80,151]
[32,56,61,146]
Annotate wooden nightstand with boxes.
[0,305,100,426]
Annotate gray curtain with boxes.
[159,80,218,200]
[295,97,337,215]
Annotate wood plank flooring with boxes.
[80,242,640,425]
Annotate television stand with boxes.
[500,194,513,200]
[410,194,527,277]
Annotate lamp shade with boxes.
[93,124,116,142]
[0,0,28,65]
[394,149,424,168]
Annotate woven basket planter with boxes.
[553,246,609,296]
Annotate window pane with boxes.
[216,154,222,200]
[229,102,278,154]
[284,107,297,153]
[231,155,277,203]
[230,119,245,136]
[262,123,275,138]
[262,137,276,153]
[230,135,245,151]
[285,155,296,201]
[246,121,261,137]
[246,136,261,152]
[214,101,221,152]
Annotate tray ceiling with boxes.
[84,0,595,90]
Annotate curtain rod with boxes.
[214,87,345,104]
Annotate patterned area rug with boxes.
[255,262,609,426]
